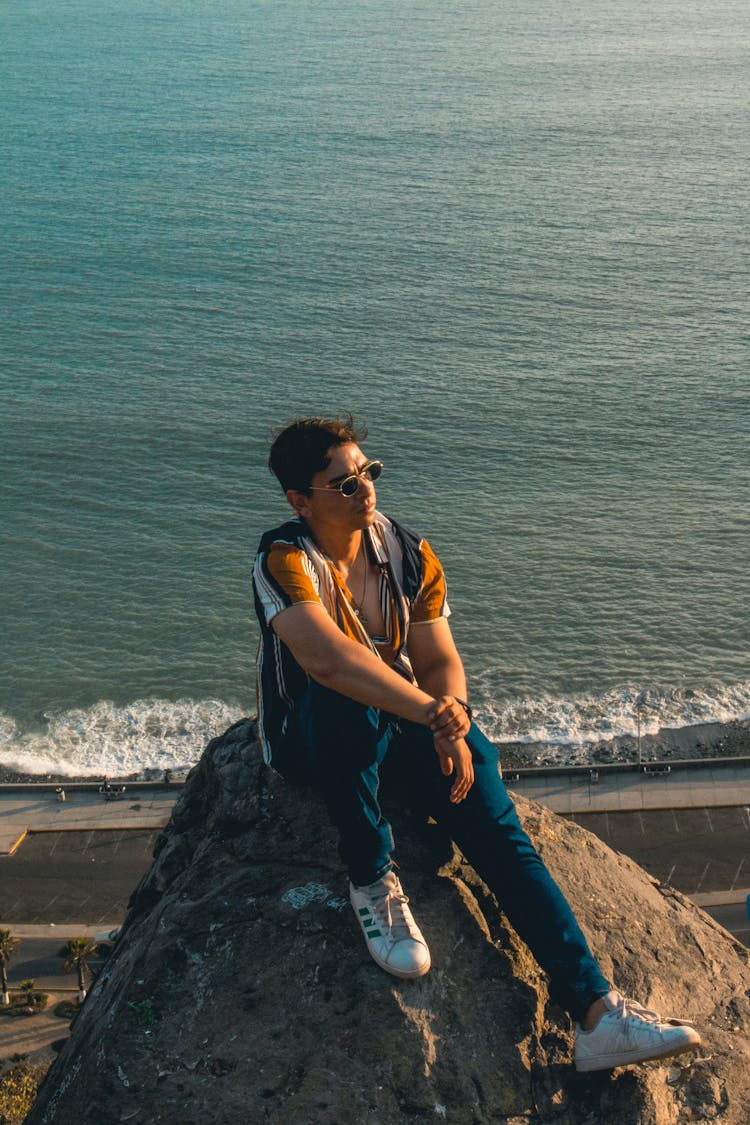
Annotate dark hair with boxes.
[268,415,368,493]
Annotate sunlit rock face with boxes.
[26,719,750,1125]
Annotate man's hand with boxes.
[428,695,471,742]
[434,734,474,803]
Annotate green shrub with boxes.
[0,991,49,1017]
[53,998,81,1020]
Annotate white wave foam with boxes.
[1,679,748,778]
[0,698,245,779]
[473,679,750,748]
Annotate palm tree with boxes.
[19,979,37,1006]
[60,937,98,1002]
[0,929,20,1006]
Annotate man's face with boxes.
[295,442,378,534]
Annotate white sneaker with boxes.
[575,991,701,1072]
[349,871,431,980]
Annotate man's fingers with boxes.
[429,710,457,732]
[427,697,449,722]
[450,773,472,802]
[436,748,454,776]
[449,754,474,802]
[429,698,470,739]
[434,732,474,802]
[445,714,471,741]
[447,758,473,802]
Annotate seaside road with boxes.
[0,829,162,925]
[0,787,177,854]
[563,807,750,898]
[698,901,750,945]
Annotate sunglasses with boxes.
[309,460,384,497]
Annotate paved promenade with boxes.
[3,759,748,856]
[506,760,750,815]
[0,786,178,854]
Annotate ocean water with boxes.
[2,0,748,776]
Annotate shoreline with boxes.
[1,719,749,784]
[492,717,750,771]
[0,765,192,787]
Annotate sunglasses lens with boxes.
[337,461,383,496]
[339,476,359,497]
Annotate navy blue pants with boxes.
[274,681,610,1021]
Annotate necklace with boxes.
[350,542,369,623]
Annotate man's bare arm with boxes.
[271,602,464,733]
[406,617,468,705]
[407,617,474,802]
[407,619,471,741]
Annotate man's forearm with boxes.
[309,635,438,726]
[272,604,466,734]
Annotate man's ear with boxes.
[286,489,312,518]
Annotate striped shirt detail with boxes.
[252,513,450,763]
[266,542,321,608]
[411,539,449,623]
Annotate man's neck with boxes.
[306,522,364,575]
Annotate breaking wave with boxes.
[1,679,748,778]
[473,679,750,747]
[0,698,245,778]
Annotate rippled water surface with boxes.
[2,0,748,773]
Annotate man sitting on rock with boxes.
[252,415,700,1073]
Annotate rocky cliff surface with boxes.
[27,720,750,1124]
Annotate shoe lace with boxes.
[612,995,695,1029]
[613,996,662,1025]
[366,878,415,943]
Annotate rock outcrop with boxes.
[27,720,750,1124]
